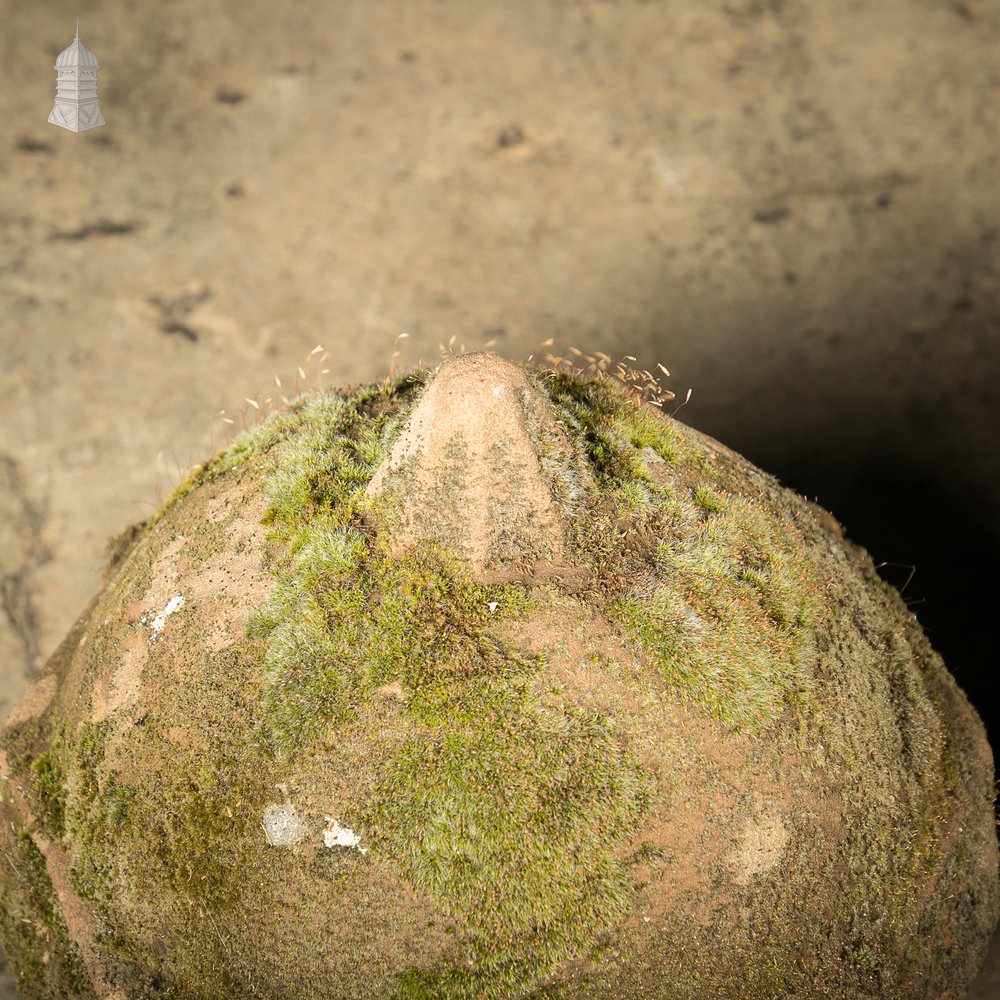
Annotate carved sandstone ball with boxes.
[0,353,996,999]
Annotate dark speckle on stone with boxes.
[16,137,53,154]
[399,50,417,62]
[875,192,892,209]
[784,271,798,285]
[497,125,526,149]
[753,206,791,225]
[50,220,141,240]
[149,286,210,343]
[225,182,245,198]
[952,296,975,313]
[216,87,247,105]
[160,320,199,342]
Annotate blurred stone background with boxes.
[0,0,997,995]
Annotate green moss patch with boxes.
[0,829,95,999]
[35,722,133,906]
[1,716,133,872]
[371,678,650,999]
[144,371,426,536]
[27,751,67,840]
[531,370,704,497]
[248,530,538,750]
[532,368,821,731]
[611,494,819,729]
[1,716,61,842]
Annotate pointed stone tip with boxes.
[365,352,589,582]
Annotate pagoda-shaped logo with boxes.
[48,20,105,132]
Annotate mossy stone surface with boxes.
[0,356,996,999]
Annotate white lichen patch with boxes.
[323,817,367,854]
[139,595,185,643]
[262,803,310,847]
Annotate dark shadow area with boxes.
[719,439,998,748]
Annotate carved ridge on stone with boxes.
[364,352,589,582]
